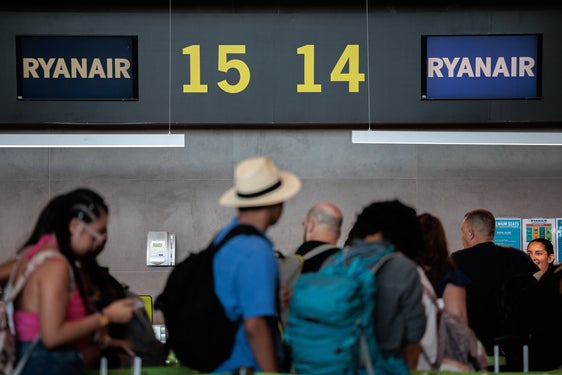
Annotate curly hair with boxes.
[350,199,425,260]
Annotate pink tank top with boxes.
[14,234,88,342]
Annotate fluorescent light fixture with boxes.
[0,133,185,148]
[352,130,562,146]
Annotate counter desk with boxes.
[86,368,562,375]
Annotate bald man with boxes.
[295,202,343,273]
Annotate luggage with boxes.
[155,225,264,372]
[285,244,409,375]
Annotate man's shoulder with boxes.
[451,246,473,260]
[453,242,495,256]
[216,219,270,245]
[499,245,538,272]
[451,243,492,269]
[296,240,337,256]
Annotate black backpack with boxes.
[495,248,539,371]
[155,224,264,372]
[497,272,538,339]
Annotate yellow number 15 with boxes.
[183,45,250,94]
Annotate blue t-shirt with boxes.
[212,218,284,372]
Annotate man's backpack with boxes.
[494,269,539,371]
[285,244,409,375]
[154,225,264,372]
[1,249,69,375]
[277,243,340,287]
[497,272,538,340]
[276,244,341,327]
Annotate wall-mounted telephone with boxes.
[146,231,176,266]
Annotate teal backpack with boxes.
[285,244,409,375]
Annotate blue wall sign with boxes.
[494,218,522,250]
[16,35,138,100]
[422,34,541,100]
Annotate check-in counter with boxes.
[86,368,562,375]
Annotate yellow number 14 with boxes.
[297,44,365,93]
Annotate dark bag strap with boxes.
[209,224,268,331]
[301,243,340,261]
[210,224,265,254]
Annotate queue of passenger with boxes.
[1,155,561,374]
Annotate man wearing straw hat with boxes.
[213,156,301,373]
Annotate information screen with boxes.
[16,35,138,100]
[421,34,542,100]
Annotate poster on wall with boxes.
[555,218,562,263]
[494,218,522,250]
[522,218,557,260]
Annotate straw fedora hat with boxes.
[219,156,301,208]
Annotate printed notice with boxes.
[494,218,522,250]
[522,218,556,256]
[554,218,562,263]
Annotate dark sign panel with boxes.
[422,34,542,100]
[16,35,138,100]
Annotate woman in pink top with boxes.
[13,189,137,375]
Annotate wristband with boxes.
[98,312,109,328]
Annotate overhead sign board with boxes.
[16,35,138,100]
[421,34,542,100]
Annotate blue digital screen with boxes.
[422,34,541,100]
[17,35,138,100]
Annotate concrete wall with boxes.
[1,129,561,323]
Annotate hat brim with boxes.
[219,171,301,208]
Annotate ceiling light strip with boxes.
[0,134,185,148]
[352,130,562,146]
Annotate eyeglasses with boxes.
[82,223,107,246]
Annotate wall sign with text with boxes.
[16,35,138,100]
[421,34,542,100]
[494,218,522,250]
[2,10,560,125]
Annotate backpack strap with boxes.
[371,250,399,275]
[301,243,340,261]
[6,249,70,334]
[210,224,266,323]
[4,249,69,375]
[212,224,265,254]
[7,249,70,302]
[357,249,399,375]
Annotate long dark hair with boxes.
[417,213,455,285]
[19,193,68,252]
[21,188,109,314]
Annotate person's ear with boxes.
[468,228,475,241]
[307,219,315,233]
[548,253,555,264]
[70,218,85,235]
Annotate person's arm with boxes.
[244,316,278,373]
[279,279,291,310]
[442,283,468,325]
[399,259,426,369]
[403,342,421,369]
[0,258,16,286]
[37,260,136,348]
